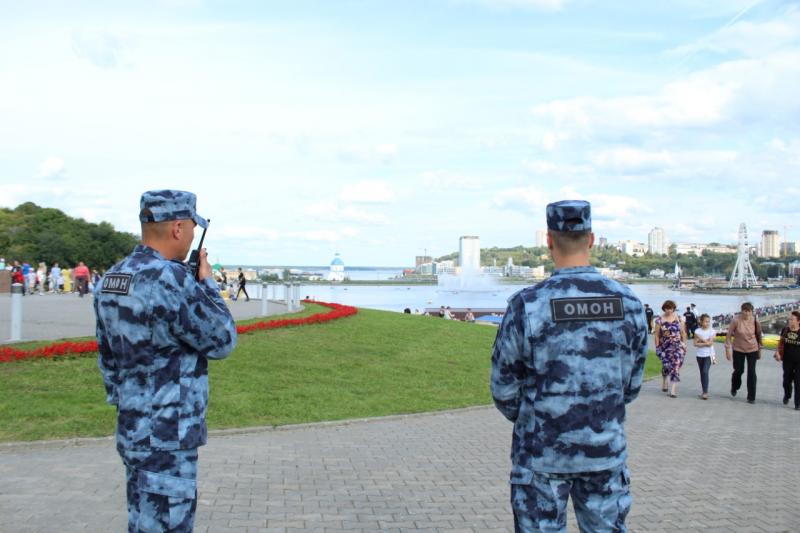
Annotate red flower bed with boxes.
[0,300,357,364]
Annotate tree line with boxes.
[437,244,800,280]
[0,202,139,270]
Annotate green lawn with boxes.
[0,306,661,442]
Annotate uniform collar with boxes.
[134,244,168,261]
[552,265,597,276]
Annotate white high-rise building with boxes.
[761,230,780,258]
[459,236,481,272]
[648,227,668,255]
[535,230,546,248]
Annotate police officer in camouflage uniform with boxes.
[491,200,648,533]
[95,190,237,532]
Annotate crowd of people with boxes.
[649,298,800,409]
[0,257,101,297]
[712,301,800,328]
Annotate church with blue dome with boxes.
[328,253,345,282]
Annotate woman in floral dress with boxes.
[654,300,687,397]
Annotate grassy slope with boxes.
[0,306,659,442]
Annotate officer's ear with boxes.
[546,231,554,251]
[588,232,595,249]
[170,220,184,241]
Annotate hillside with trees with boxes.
[0,202,138,269]
[437,244,799,279]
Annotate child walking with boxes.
[693,314,716,400]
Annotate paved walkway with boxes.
[1,342,799,532]
[0,294,290,343]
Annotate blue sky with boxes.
[1,0,799,266]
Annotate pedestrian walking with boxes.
[683,306,697,339]
[236,267,249,301]
[775,310,800,410]
[725,302,763,404]
[654,300,687,398]
[74,261,90,297]
[693,313,716,400]
[94,190,237,532]
[36,262,47,295]
[491,200,648,533]
[219,266,228,290]
[644,303,654,334]
[48,263,58,293]
[61,266,72,293]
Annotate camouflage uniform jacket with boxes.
[95,244,237,452]
[491,266,648,477]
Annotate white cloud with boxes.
[668,6,800,58]
[339,181,394,203]
[290,227,359,242]
[215,226,280,240]
[522,158,593,178]
[420,170,486,191]
[754,187,800,214]
[559,186,651,222]
[492,185,548,214]
[37,156,66,180]
[302,200,389,225]
[541,131,570,151]
[458,0,569,11]
[71,31,129,69]
[337,143,398,164]
[533,48,800,149]
[374,143,397,163]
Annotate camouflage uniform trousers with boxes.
[119,448,198,533]
[511,464,631,533]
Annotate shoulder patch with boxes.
[101,273,133,295]
[551,297,624,322]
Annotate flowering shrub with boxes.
[0,300,357,364]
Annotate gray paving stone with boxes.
[1,340,799,531]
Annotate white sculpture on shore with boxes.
[729,223,757,289]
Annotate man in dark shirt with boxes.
[644,304,654,334]
[684,307,696,338]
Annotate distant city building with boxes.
[328,253,345,282]
[417,262,435,275]
[621,240,647,257]
[459,236,481,272]
[648,228,665,254]
[649,268,666,278]
[415,255,432,268]
[705,244,736,254]
[598,237,608,247]
[673,243,700,255]
[789,260,800,277]
[597,267,627,280]
[436,261,457,275]
[648,227,668,255]
[761,230,780,258]
[535,230,546,248]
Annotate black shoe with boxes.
[795,406,800,410]
[731,389,737,397]
[747,399,755,404]
[784,395,790,405]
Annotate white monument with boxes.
[328,253,345,282]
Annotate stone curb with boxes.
[0,404,495,453]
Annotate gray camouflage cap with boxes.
[139,190,208,228]
[546,200,591,232]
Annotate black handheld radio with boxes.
[187,219,210,281]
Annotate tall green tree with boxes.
[0,202,138,269]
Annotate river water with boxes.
[255,268,800,318]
